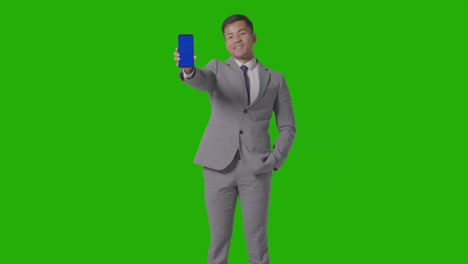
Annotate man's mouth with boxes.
[234,45,244,50]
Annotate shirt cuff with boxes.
[182,68,195,80]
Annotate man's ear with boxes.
[253,33,257,44]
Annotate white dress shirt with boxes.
[183,57,260,105]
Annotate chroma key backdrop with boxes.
[1,1,465,263]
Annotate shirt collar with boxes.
[234,57,258,71]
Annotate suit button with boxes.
[244,109,248,113]
[239,130,244,135]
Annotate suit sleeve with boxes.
[271,73,296,171]
[178,59,218,95]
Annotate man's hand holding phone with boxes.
[175,34,196,74]
[174,48,196,74]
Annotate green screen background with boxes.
[2,1,466,263]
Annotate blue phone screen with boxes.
[178,34,194,67]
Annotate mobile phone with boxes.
[178,34,194,67]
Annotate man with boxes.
[174,14,296,264]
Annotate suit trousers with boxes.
[203,157,272,264]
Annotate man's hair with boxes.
[221,14,254,37]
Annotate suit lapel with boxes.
[225,57,242,73]
[248,60,270,109]
[225,57,248,106]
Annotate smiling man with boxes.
[174,14,296,264]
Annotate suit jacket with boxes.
[179,57,296,174]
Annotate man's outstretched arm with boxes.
[174,48,217,94]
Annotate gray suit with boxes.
[179,57,296,264]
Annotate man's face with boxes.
[224,20,256,62]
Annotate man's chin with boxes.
[231,52,245,58]
[231,53,249,60]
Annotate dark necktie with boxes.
[240,65,250,105]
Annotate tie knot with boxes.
[241,65,248,73]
